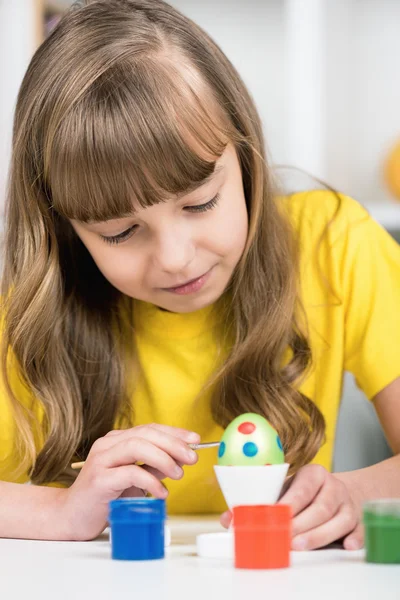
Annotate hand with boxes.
[278,464,363,550]
[61,424,200,541]
[220,464,363,551]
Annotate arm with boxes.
[0,424,199,541]
[0,482,69,540]
[335,376,400,507]
[277,377,400,551]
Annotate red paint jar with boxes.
[233,504,291,569]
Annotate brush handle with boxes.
[71,441,220,469]
[189,442,220,450]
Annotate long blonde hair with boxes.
[1,0,325,484]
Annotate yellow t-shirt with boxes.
[1,191,400,514]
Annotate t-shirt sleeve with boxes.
[342,211,400,399]
[0,350,44,483]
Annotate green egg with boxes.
[218,413,285,466]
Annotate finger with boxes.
[291,479,344,537]
[146,424,200,444]
[105,429,126,437]
[119,487,147,498]
[220,511,232,529]
[140,464,168,480]
[105,425,199,443]
[278,465,327,516]
[343,523,364,550]
[105,464,168,499]
[86,429,139,457]
[278,476,294,499]
[119,464,168,487]
[92,427,199,461]
[120,471,168,499]
[292,504,358,551]
[130,428,199,466]
[96,436,187,480]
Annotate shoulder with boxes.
[278,189,371,247]
[279,190,400,305]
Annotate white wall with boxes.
[0,0,37,208]
[2,0,400,206]
[326,0,400,204]
[348,0,400,204]
[171,0,400,206]
[168,0,287,165]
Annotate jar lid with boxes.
[109,498,166,523]
[233,504,291,527]
[363,499,400,518]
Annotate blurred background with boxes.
[1,0,399,471]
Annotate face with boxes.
[71,143,248,313]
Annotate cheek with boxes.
[207,198,248,261]
[99,258,131,287]
[85,242,143,292]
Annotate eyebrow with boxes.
[86,163,225,224]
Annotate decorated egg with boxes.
[218,413,284,466]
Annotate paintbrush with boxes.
[70,441,220,469]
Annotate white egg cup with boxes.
[196,463,290,559]
[214,463,289,509]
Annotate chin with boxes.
[166,290,222,314]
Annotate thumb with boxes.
[343,522,364,550]
[220,510,232,529]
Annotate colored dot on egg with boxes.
[277,436,283,451]
[218,441,226,458]
[243,441,258,457]
[238,421,256,435]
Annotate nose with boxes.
[152,227,195,275]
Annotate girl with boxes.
[1,0,400,548]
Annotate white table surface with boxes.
[0,516,399,600]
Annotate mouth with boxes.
[161,267,214,296]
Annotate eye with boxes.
[185,193,220,213]
[100,225,137,245]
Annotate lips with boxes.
[164,274,205,290]
[160,267,213,295]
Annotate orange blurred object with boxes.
[384,140,400,200]
[233,504,291,569]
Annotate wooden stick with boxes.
[70,441,220,470]
[71,461,85,470]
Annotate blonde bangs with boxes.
[46,57,230,222]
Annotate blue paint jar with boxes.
[109,498,166,561]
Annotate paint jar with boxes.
[109,498,166,560]
[363,499,400,564]
[233,504,291,569]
